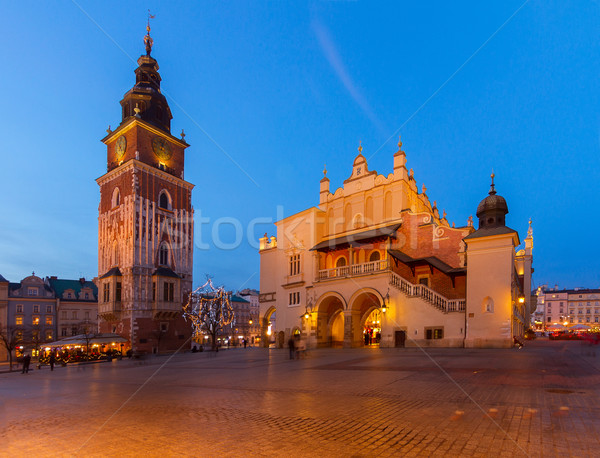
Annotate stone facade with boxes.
[259,141,533,349]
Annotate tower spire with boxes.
[489,172,496,195]
[144,10,155,56]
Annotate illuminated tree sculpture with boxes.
[183,278,234,351]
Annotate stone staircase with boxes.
[389,271,465,313]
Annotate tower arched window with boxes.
[159,244,169,266]
[158,190,171,210]
[111,187,121,208]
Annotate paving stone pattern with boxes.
[1,340,599,457]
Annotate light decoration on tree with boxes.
[182,278,234,349]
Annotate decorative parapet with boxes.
[259,235,277,251]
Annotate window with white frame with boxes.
[289,254,301,276]
[28,287,38,296]
[16,304,23,313]
[33,305,39,313]
[289,292,300,306]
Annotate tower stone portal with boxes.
[96,30,194,354]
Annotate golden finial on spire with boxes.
[358,140,363,154]
[398,135,402,150]
[489,171,496,195]
[144,10,155,55]
[323,164,327,177]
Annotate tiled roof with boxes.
[48,278,98,301]
[99,267,122,279]
[311,223,401,252]
[388,250,466,275]
[152,267,181,279]
[0,274,8,282]
[463,225,518,241]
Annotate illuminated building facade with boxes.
[96,29,194,353]
[537,287,600,329]
[259,141,533,348]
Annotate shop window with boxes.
[45,330,53,341]
[425,328,443,339]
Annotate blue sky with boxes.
[1,1,599,291]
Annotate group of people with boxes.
[19,352,56,373]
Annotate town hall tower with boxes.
[96,28,194,353]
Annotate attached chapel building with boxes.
[259,141,533,348]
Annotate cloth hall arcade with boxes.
[259,141,533,349]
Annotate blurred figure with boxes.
[21,354,31,374]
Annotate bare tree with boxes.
[78,320,96,358]
[0,325,22,371]
[183,279,234,352]
[151,327,167,354]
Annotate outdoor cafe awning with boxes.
[46,333,128,347]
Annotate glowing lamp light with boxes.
[518,296,525,304]
[304,312,310,320]
[267,324,272,336]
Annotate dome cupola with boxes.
[476,173,508,229]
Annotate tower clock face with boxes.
[115,135,127,161]
[152,137,172,161]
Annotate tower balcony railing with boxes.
[99,301,121,314]
[317,259,389,281]
[389,271,465,313]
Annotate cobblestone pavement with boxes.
[1,340,599,457]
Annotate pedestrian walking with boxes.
[21,354,31,374]
[288,337,295,360]
[243,339,247,349]
[49,353,56,371]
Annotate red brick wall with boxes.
[106,124,185,176]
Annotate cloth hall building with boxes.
[259,141,533,348]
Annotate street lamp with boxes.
[381,289,390,313]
